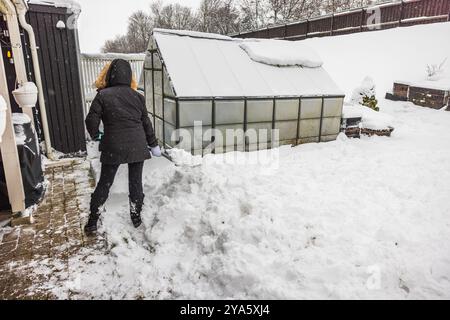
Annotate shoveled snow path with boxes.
[57,100,450,300]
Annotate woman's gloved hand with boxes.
[95,132,104,142]
[150,145,162,157]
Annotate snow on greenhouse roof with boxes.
[239,40,323,68]
[152,29,343,98]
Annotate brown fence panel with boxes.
[285,21,308,39]
[254,28,270,38]
[402,0,449,18]
[268,25,286,38]
[233,0,450,40]
[362,2,401,31]
[308,15,333,36]
[333,9,364,31]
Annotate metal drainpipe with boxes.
[13,0,54,159]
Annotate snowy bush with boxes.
[351,77,379,112]
[426,58,447,81]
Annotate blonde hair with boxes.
[95,61,138,91]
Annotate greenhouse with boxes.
[140,28,345,155]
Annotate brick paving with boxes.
[0,159,106,300]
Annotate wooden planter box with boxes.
[387,81,450,110]
[409,86,449,109]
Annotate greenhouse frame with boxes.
[140,29,345,155]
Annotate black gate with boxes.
[26,3,86,155]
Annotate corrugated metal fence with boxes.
[80,53,145,112]
[233,0,450,40]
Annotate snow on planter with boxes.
[142,29,344,155]
[342,104,395,138]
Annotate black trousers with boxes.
[90,162,144,216]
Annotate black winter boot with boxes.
[84,213,100,235]
[130,196,144,228]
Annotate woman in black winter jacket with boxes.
[84,59,161,234]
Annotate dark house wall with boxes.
[26,4,86,154]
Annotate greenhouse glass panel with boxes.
[215,124,245,147]
[248,143,263,152]
[155,94,163,118]
[214,144,245,154]
[215,101,245,125]
[247,100,273,123]
[275,99,299,121]
[144,51,152,69]
[164,98,176,125]
[154,71,162,94]
[300,98,322,119]
[179,100,212,127]
[247,122,273,143]
[153,52,162,69]
[321,117,341,136]
[321,134,339,143]
[163,68,175,97]
[147,36,156,51]
[275,120,298,140]
[155,118,163,142]
[164,122,176,147]
[179,126,213,150]
[299,137,319,144]
[323,98,344,117]
[278,140,297,147]
[299,119,320,138]
[144,70,153,114]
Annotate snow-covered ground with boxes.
[304,22,450,99]
[65,98,450,300]
[44,23,450,299]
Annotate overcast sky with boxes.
[76,0,202,53]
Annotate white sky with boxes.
[76,0,202,53]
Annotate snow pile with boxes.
[342,104,363,119]
[167,148,203,167]
[343,104,394,130]
[37,23,450,300]
[50,99,450,300]
[239,39,323,67]
[304,22,450,98]
[351,76,377,106]
[359,107,394,130]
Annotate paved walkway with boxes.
[0,159,105,299]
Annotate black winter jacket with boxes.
[85,59,158,165]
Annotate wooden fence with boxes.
[80,53,145,112]
[232,0,450,40]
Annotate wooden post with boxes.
[399,0,404,26]
[0,47,26,214]
[330,14,334,36]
